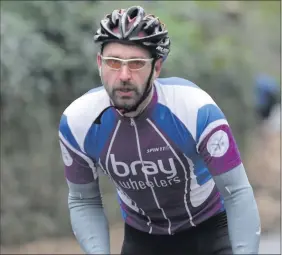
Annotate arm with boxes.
[59,125,110,254]
[196,104,261,254]
[213,164,261,254]
[67,181,110,254]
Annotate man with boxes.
[58,6,261,255]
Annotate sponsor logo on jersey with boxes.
[109,154,181,190]
[206,130,229,157]
[146,145,170,154]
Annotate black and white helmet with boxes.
[93,6,171,59]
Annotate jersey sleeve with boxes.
[196,103,242,176]
[58,114,98,184]
[58,114,111,254]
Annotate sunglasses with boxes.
[100,56,153,71]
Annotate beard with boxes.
[104,81,148,112]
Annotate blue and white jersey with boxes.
[59,77,242,235]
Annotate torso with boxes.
[63,77,227,235]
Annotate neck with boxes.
[116,86,154,118]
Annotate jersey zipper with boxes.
[130,118,172,235]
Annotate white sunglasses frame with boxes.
[100,56,154,71]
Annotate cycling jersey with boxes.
[59,77,260,254]
[59,76,241,233]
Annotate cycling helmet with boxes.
[93,6,170,59]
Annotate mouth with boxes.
[116,88,134,97]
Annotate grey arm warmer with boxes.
[213,163,261,254]
[67,180,111,254]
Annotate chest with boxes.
[97,117,196,186]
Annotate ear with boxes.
[153,58,163,78]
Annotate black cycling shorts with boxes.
[121,211,233,255]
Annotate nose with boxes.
[119,64,131,82]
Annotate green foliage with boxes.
[1,0,280,246]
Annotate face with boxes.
[97,42,162,111]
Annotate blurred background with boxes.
[1,1,281,254]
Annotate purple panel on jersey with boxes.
[195,191,224,222]
[60,139,95,184]
[198,124,242,176]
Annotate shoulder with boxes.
[154,77,226,141]
[59,86,110,151]
[155,76,218,111]
[62,86,109,117]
